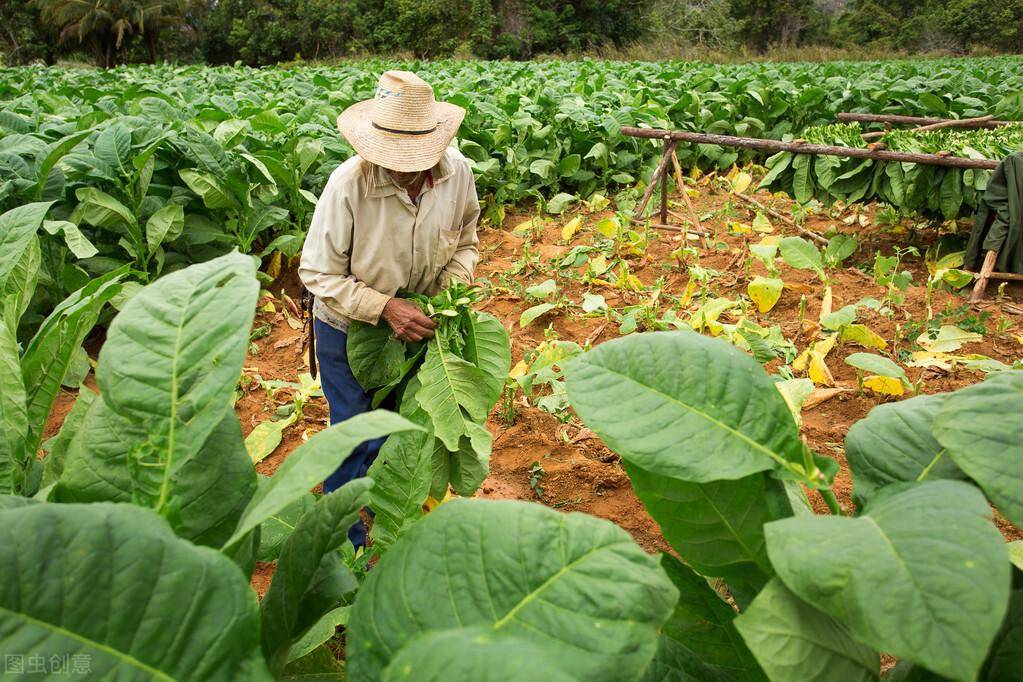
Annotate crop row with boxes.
[1,57,1022,310]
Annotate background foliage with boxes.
[3,0,1021,67]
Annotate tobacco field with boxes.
[1,57,1022,681]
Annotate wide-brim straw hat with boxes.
[337,70,465,172]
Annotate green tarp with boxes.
[966,152,1023,275]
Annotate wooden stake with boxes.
[669,149,705,234]
[633,140,676,221]
[970,250,999,304]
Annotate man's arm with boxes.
[298,174,391,324]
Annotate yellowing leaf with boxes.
[916,325,984,353]
[679,277,697,307]
[508,359,529,379]
[819,285,833,320]
[512,219,535,236]
[728,221,752,235]
[748,276,783,313]
[584,193,609,213]
[808,354,834,386]
[561,216,583,242]
[840,324,887,350]
[863,375,904,396]
[594,216,618,238]
[731,171,754,194]
[752,212,774,233]
[267,250,282,279]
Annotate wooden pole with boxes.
[670,149,705,234]
[620,127,1000,170]
[861,114,996,141]
[633,140,676,221]
[660,159,669,224]
[969,250,999,304]
[837,112,1016,128]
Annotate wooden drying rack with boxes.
[621,112,1021,303]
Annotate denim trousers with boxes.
[314,318,386,548]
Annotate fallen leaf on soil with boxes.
[863,375,904,396]
[916,325,983,353]
[804,387,853,410]
[273,336,300,349]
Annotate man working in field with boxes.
[299,71,481,547]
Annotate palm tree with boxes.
[35,0,185,67]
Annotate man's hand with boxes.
[381,297,436,342]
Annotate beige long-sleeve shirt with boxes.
[299,147,480,330]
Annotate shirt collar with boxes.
[365,151,454,198]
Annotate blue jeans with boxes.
[314,318,386,548]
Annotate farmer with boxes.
[299,71,480,548]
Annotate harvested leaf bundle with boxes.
[761,122,1023,218]
[346,283,510,516]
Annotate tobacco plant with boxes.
[564,329,1022,681]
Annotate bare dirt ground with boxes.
[44,169,1023,579]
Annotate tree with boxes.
[728,0,820,51]
[35,0,185,67]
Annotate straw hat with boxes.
[337,71,465,172]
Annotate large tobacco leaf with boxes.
[933,371,1023,527]
[415,335,492,451]
[624,461,792,604]
[643,553,767,681]
[347,499,677,681]
[734,579,878,682]
[564,331,808,483]
[845,393,966,508]
[261,479,371,674]
[95,251,258,510]
[0,501,271,680]
[765,481,1009,682]
[367,428,433,551]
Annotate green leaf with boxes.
[766,481,1010,682]
[792,155,814,204]
[367,429,433,552]
[625,461,790,596]
[246,414,298,464]
[21,268,124,459]
[346,321,407,390]
[414,337,491,451]
[145,203,184,256]
[381,628,574,681]
[0,502,271,680]
[96,253,257,511]
[225,410,420,549]
[287,607,349,665]
[93,123,133,176]
[34,129,92,200]
[1,233,40,326]
[347,498,677,681]
[735,579,878,682]
[779,237,824,279]
[280,645,343,680]
[559,153,581,177]
[0,201,52,292]
[180,168,242,210]
[41,389,96,489]
[520,302,556,327]
[844,352,909,382]
[525,278,558,300]
[431,422,491,497]
[257,480,315,563]
[461,311,511,405]
[933,371,1023,527]
[980,589,1023,682]
[643,553,767,681]
[825,234,858,266]
[74,187,137,229]
[820,304,857,330]
[845,394,966,507]
[167,414,257,547]
[42,219,99,259]
[547,192,577,214]
[0,319,27,494]
[261,479,371,673]
[564,331,806,483]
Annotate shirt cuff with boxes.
[353,287,391,324]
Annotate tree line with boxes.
[2,0,1021,67]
